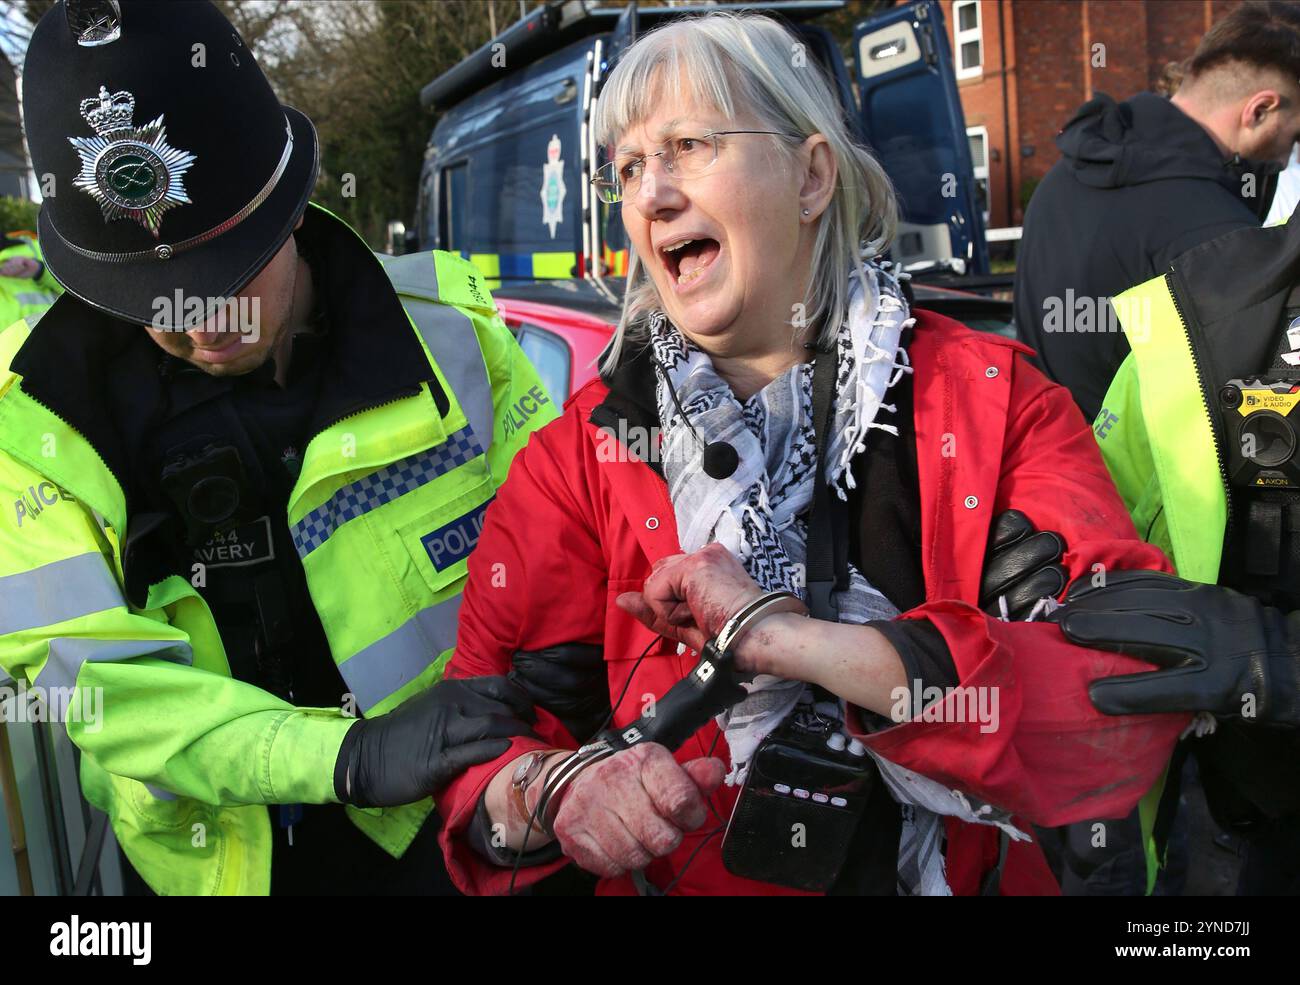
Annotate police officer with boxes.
[0,0,556,894]
[0,233,60,328]
[1053,203,1300,894]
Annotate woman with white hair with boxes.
[433,12,1185,895]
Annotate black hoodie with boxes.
[1014,91,1268,420]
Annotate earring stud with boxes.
[802,209,810,216]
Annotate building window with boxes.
[967,125,990,224]
[954,0,983,80]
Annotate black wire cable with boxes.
[507,633,663,896]
[651,728,729,892]
[661,824,726,896]
[506,633,734,897]
[702,726,726,827]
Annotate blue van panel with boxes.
[429,36,607,263]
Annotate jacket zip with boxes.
[311,391,418,446]
[1165,269,1234,540]
[284,390,431,519]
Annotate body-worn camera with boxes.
[1221,377,1300,490]
[160,442,255,546]
[721,701,874,892]
[1217,308,1300,608]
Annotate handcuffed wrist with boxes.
[714,591,807,654]
[534,742,615,836]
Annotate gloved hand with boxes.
[979,509,1068,619]
[509,643,611,742]
[1054,570,1300,726]
[335,676,537,807]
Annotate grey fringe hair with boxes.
[593,11,899,373]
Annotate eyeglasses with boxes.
[591,130,792,204]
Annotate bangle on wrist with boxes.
[509,749,564,824]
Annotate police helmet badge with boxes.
[69,85,196,238]
[66,0,122,47]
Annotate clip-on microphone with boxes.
[652,360,739,480]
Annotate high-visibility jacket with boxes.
[0,235,60,329]
[1097,213,1300,888]
[0,203,558,895]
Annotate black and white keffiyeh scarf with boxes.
[649,259,1024,895]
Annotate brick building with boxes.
[927,0,1245,228]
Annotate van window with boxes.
[419,169,437,248]
[441,162,468,253]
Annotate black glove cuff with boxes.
[1266,644,1300,725]
[333,719,366,804]
[1250,607,1300,725]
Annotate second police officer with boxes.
[0,0,556,894]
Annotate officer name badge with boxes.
[69,86,196,237]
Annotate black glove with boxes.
[979,509,1068,620]
[1054,570,1300,726]
[509,643,611,742]
[335,676,537,807]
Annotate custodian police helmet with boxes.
[23,0,319,327]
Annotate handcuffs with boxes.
[530,590,807,837]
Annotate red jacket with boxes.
[437,312,1187,896]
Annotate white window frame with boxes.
[954,0,983,80]
[966,125,990,225]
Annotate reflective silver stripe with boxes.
[16,292,55,307]
[406,302,495,462]
[37,636,193,693]
[379,253,495,459]
[338,594,461,712]
[0,552,124,635]
[291,425,484,557]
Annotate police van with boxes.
[405,0,1013,402]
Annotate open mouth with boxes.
[660,237,721,288]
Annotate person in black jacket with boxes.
[1015,0,1300,422]
[1051,210,1300,893]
